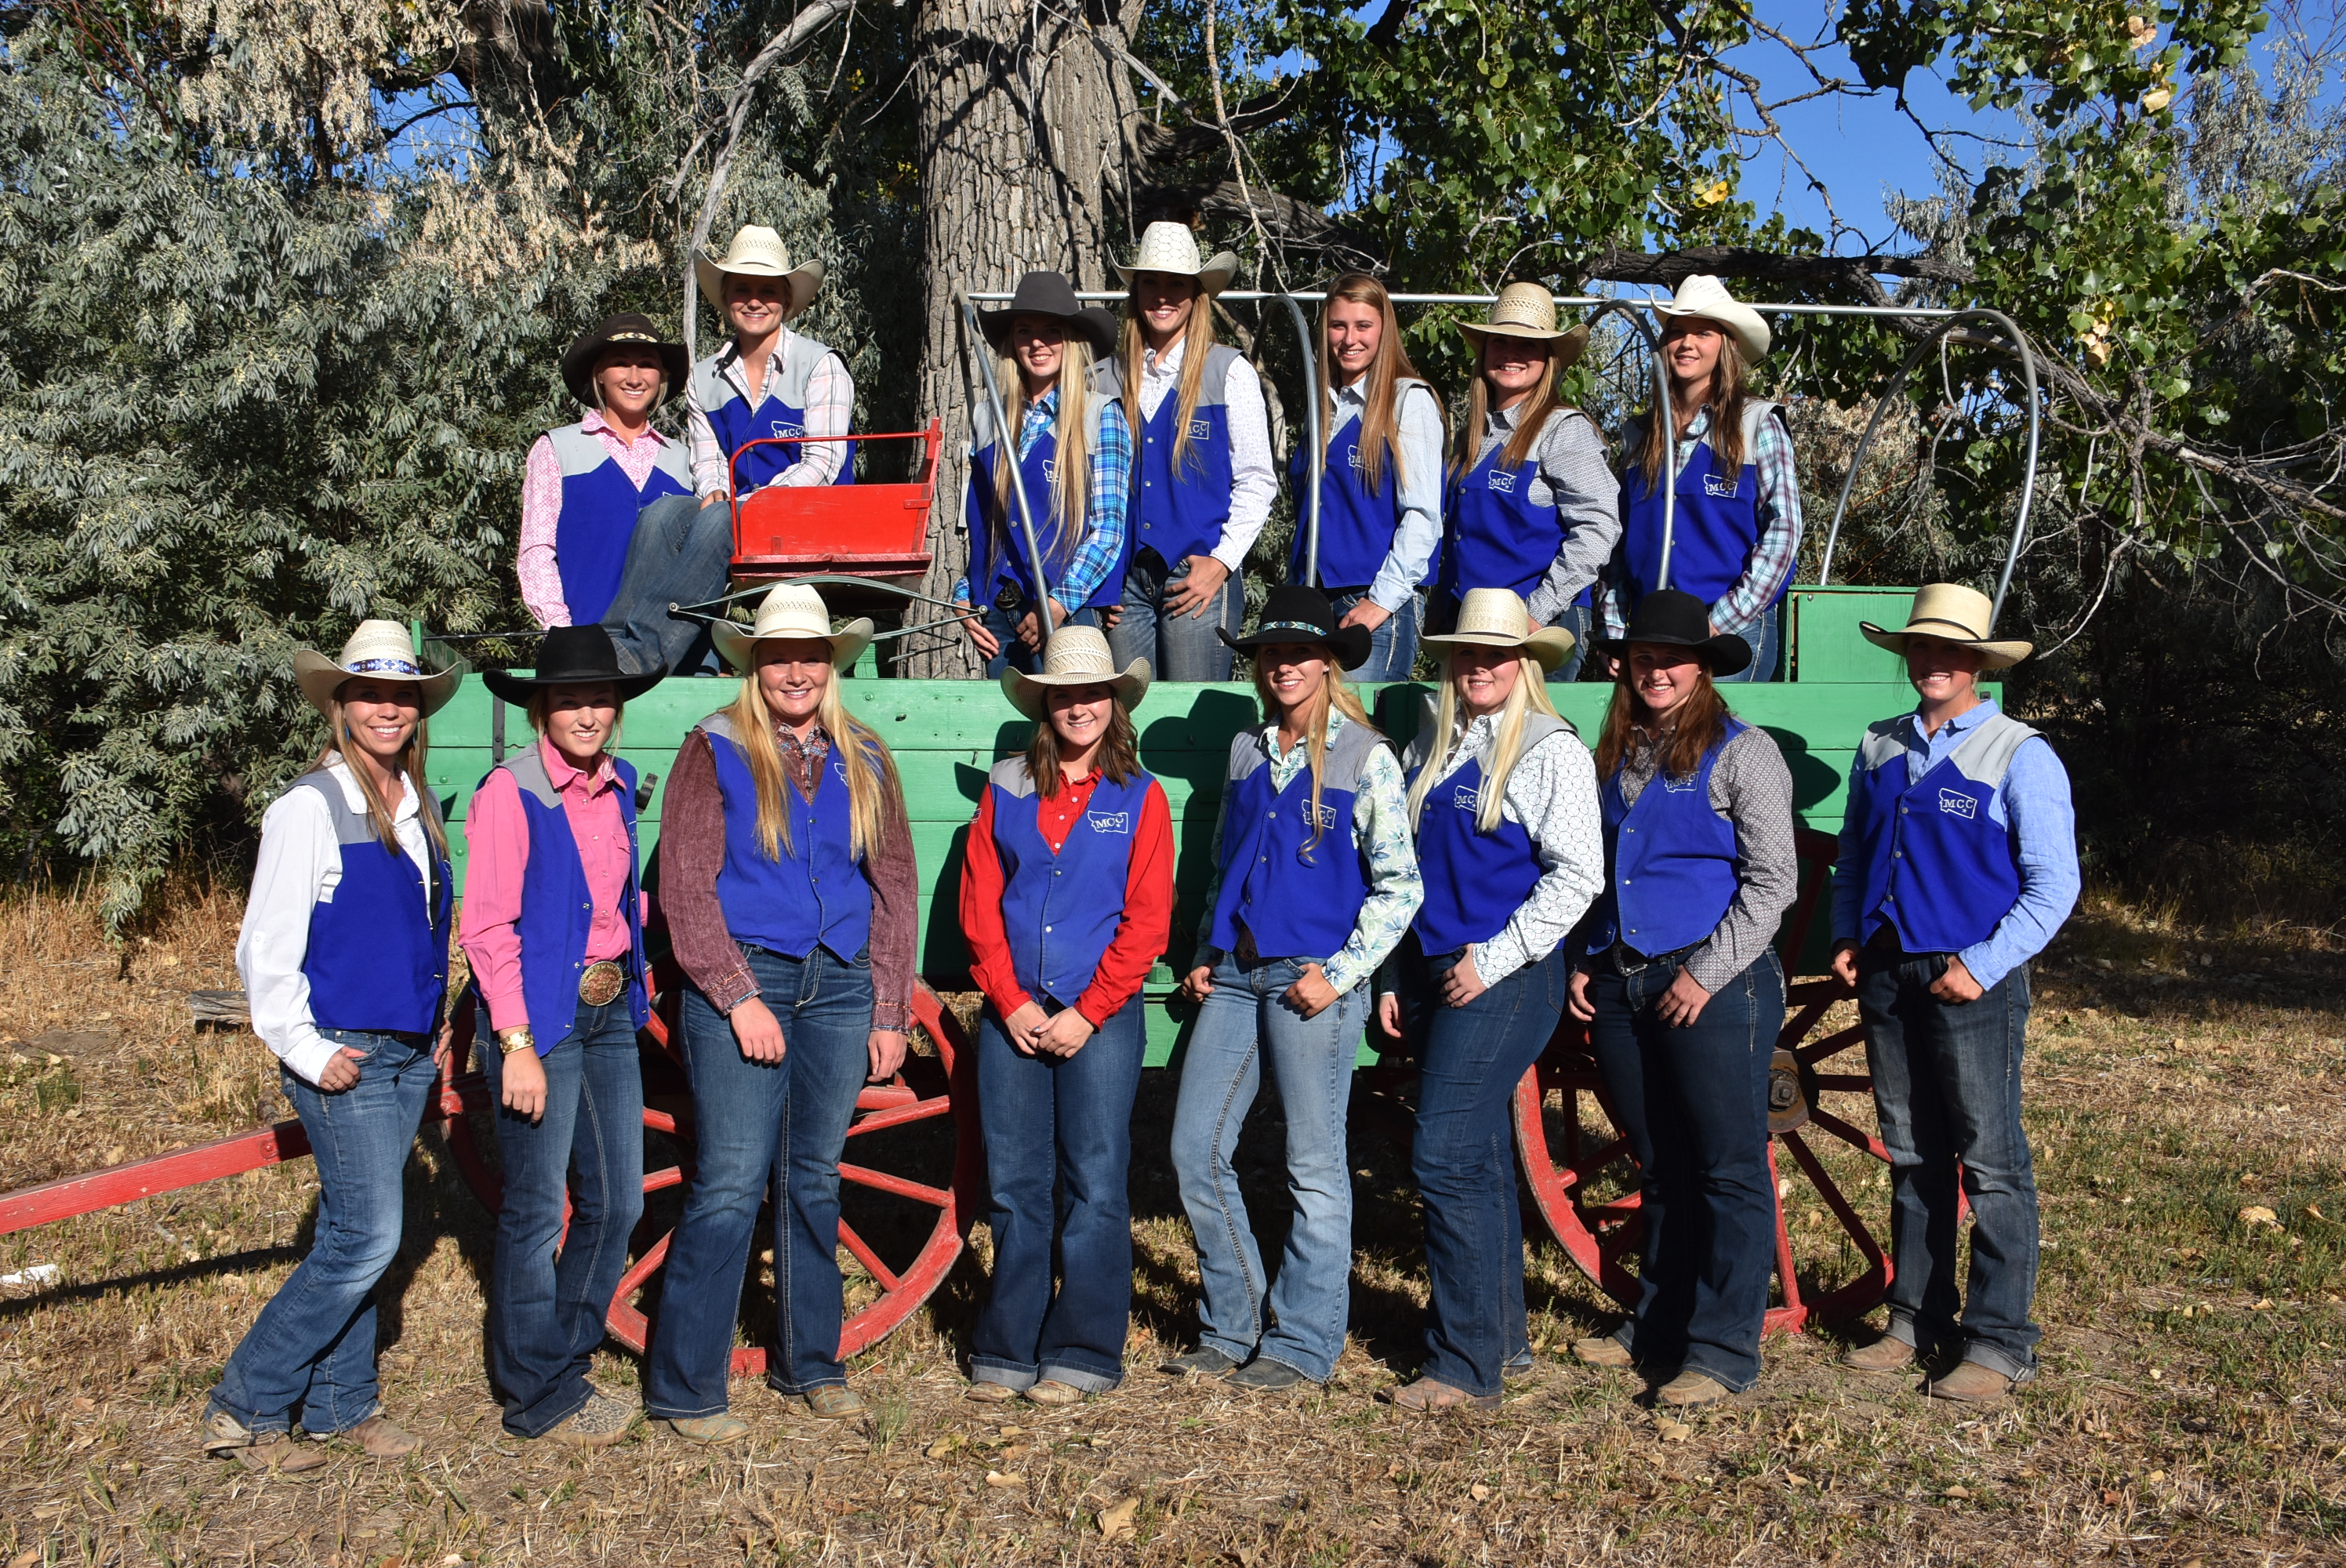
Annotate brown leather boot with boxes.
[1927,1361,2019,1403]
[1842,1334,1918,1374]
[1571,1336,1635,1369]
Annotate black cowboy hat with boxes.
[482,626,667,706]
[560,313,691,408]
[1218,584,1374,672]
[979,271,1120,357]
[1593,588,1754,677]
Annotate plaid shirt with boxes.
[779,722,830,800]
[953,387,1133,607]
[1599,405,1803,640]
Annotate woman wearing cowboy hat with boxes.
[951,271,1135,677]
[1098,221,1276,683]
[1168,586,1422,1392]
[1560,588,1799,1410]
[1378,588,1603,1412]
[1437,281,1620,681]
[456,626,665,1447]
[642,584,920,1440]
[957,626,1173,1406]
[1828,585,2076,1403]
[1289,272,1447,683]
[1603,274,1802,683]
[205,622,466,1478]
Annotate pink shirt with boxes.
[518,410,681,628]
[458,738,636,1033]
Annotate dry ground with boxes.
[2,880,2344,1566]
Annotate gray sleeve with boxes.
[1684,726,1802,993]
[1524,411,1625,626]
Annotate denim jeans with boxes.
[1398,945,1567,1397]
[644,946,875,1416]
[975,601,1100,680]
[970,998,1146,1392]
[1859,949,2040,1378]
[1170,953,1364,1381]
[1586,950,1785,1392]
[1714,598,1785,684]
[479,996,646,1437]
[1325,590,1422,684]
[208,1029,436,1435]
[1105,549,1243,682]
[599,492,728,679]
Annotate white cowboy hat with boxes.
[1420,588,1579,673]
[1860,583,2032,670]
[694,226,827,319]
[1001,626,1151,720]
[292,620,467,721]
[1458,281,1592,370]
[1654,274,1771,362]
[711,583,875,674]
[1114,221,1239,296]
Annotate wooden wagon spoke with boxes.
[835,1162,952,1208]
[836,1221,903,1293]
[844,1094,957,1137]
[1779,1130,1890,1265]
[1804,1105,1894,1163]
[1796,1023,1867,1067]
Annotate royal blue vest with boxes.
[1129,343,1242,568]
[1409,713,1574,955]
[986,760,1157,1006]
[1618,401,1783,615]
[1287,382,1438,591]
[1440,414,1582,606]
[1850,709,2038,954]
[965,405,1124,612]
[545,423,693,626]
[486,744,651,1044]
[296,770,452,1036]
[689,332,855,495]
[1585,720,1746,958]
[1208,717,1384,962]
[703,712,874,963]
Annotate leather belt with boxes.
[1604,941,1697,978]
[579,960,629,1007]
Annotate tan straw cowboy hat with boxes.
[1860,583,2032,670]
[293,620,467,721]
[711,583,875,675]
[1115,221,1239,296]
[695,226,827,319]
[1654,274,1771,362]
[1420,588,1579,673]
[1458,281,1590,370]
[1001,626,1151,720]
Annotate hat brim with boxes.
[979,304,1119,358]
[480,665,666,707]
[694,256,826,319]
[1591,628,1755,677]
[1858,622,2032,671]
[710,615,876,675]
[1654,303,1770,363]
[1458,321,1591,372]
[1218,623,1375,673]
[1113,250,1240,297]
[1422,625,1581,675]
[293,651,466,723]
[1000,659,1151,720]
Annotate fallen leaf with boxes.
[2148,1469,2166,1483]
[2304,1204,2333,1224]
[72,1395,94,1410]
[997,1425,1025,1436]
[924,1437,957,1459]
[998,1444,1033,1462]
[1785,1472,1809,1489]
[2253,1298,2275,1310]
[984,1471,1024,1488]
[2238,1205,2281,1229]
[1656,1417,1692,1443]
[10,1550,44,1568]
[1095,1497,1139,1541]
[2101,1488,2123,1505]
[1943,1484,1972,1500]
[1469,1483,1491,1501]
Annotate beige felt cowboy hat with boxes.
[1654,274,1771,362]
[293,620,467,721]
[1860,583,2032,670]
[1115,221,1239,296]
[695,227,827,319]
[1420,588,1579,673]
[712,583,875,675]
[1458,281,1591,371]
[1001,625,1151,720]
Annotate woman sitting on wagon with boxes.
[205,622,464,1477]
[643,585,918,1441]
[951,271,1133,677]
[1380,588,1602,1411]
[1289,272,1446,683]
[458,626,664,1448]
[957,626,1173,1405]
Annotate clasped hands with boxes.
[1000,999,1096,1058]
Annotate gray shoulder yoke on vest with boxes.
[1947,710,2040,789]
[1226,724,1269,782]
[547,423,609,476]
[1198,342,1242,405]
[1738,398,1783,453]
[1857,717,1910,771]
[989,757,1039,799]
[498,744,563,809]
[699,710,741,746]
[296,768,443,843]
[1321,716,1386,792]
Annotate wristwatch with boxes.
[496,1027,536,1056]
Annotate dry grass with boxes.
[3,883,2345,1566]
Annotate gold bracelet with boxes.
[496,1027,536,1057]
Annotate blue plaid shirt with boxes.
[953,387,1133,608]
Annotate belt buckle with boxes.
[1611,943,1647,977]
[579,960,627,1007]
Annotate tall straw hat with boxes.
[1458,281,1590,370]
[1001,626,1151,720]
[711,583,875,674]
[695,226,827,319]
[1654,274,1771,362]
[292,620,466,721]
[1859,583,2032,670]
[1115,222,1239,296]
[1419,588,1578,673]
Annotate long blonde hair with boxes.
[1636,328,1752,488]
[1451,336,1572,478]
[1123,279,1219,475]
[1405,652,1562,834]
[1317,274,1435,498]
[723,667,902,862]
[990,336,1099,579]
[1248,658,1375,862]
[321,700,446,859]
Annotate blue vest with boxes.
[296,770,452,1036]
[1440,417,1579,605]
[1208,717,1384,961]
[965,405,1124,612]
[703,712,874,963]
[986,760,1157,1005]
[689,333,855,495]
[546,424,693,625]
[1585,721,1746,957]
[486,744,651,1043]
[1618,401,1783,615]
[1130,343,1241,567]
[1409,713,1574,955]
[1287,383,1438,591]
[1850,709,2037,954]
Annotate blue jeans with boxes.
[600,492,728,679]
[1859,948,2040,1378]
[1325,590,1422,684]
[208,1029,436,1435]
[644,946,875,1416]
[1586,950,1785,1392]
[1170,953,1364,1382]
[1399,945,1567,1397]
[976,601,1100,680]
[480,996,646,1437]
[1105,549,1242,682]
[1714,598,1785,684]
[970,998,1146,1392]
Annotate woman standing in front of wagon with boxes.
[205,622,463,1477]
[1564,588,1799,1409]
[644,584,920,1441]
[1171,586,1422,1392]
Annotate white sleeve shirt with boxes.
[1139,339,1276,572]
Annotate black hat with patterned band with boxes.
[1218,584,1373,672]
[559,313,691,408]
